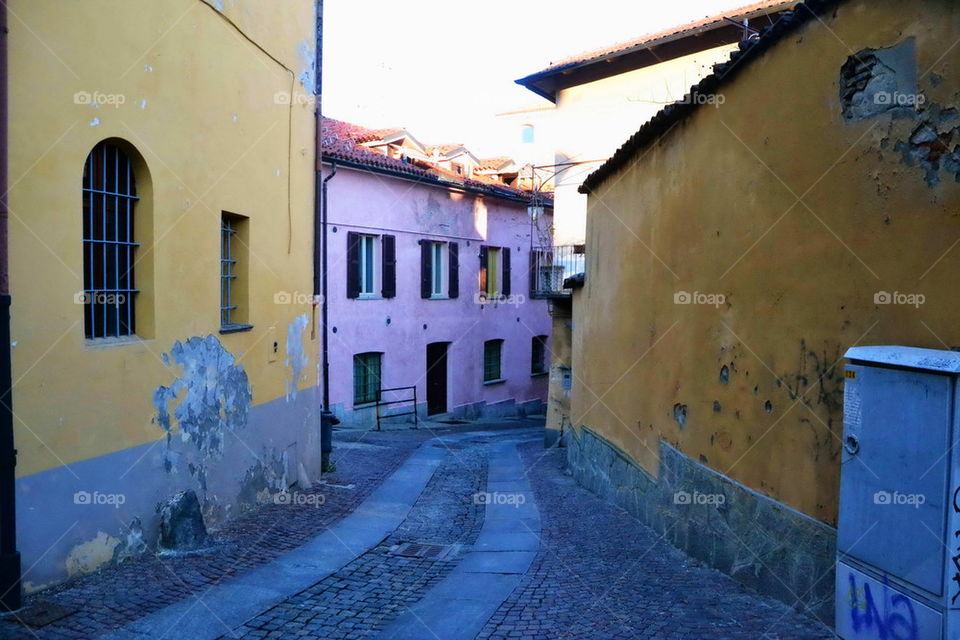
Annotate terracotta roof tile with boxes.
[320,117,550,203]
[478,156,515,171]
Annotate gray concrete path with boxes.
[100,437,454,640]
[377,438,541,640]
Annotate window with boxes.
[354,352,382,405]
[479,246,511,299]
[486,248,500,297]
[483,339,503,383]
[347,232,396,299]
[82,141,139,339]
[420,240,458,299]
[220,213,251,332]
[360,234,377,295]
[531,335,548,375]
[431,242,445,295]
[521,124,535,144]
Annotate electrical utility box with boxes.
[837,346,960,640]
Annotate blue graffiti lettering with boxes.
[847,573,918,640]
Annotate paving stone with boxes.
[0,421,833,640]
[475,442,834,640]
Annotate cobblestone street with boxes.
[1,421,833,639]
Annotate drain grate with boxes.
[390,542,455,560]
[15,601,76,628]
[432,443,464,450]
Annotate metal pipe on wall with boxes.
[0,0,21,613]
[315,0,337,470]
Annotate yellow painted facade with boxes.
[576,0,960,526]
[11,0,317,476]
[9,0,319,588]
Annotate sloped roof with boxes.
[580,0,842,194]
[426,143,465,155]
[478,156,515,172]
[321,118,433,180]
[320,117,551,204]
[516,1,794,102]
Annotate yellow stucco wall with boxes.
[576,0,960,525]
[9,0,318,477]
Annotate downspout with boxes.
[319,161,337,471]
[315,0,337,471]
[0,0,20,612]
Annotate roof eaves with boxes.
[516,1,795,102]
[579,0,844,194]
[321,151,552,206]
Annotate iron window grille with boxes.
[484,339,503,382]
[82,142,139,339]
[532,335,548,375]
[354,352,382,405]
[220,215,239,328]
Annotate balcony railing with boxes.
[530,244,585,298]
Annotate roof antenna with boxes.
[722,16,760,42]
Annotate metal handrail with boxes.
[375,386,418,431]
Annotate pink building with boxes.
[320,119,553,426]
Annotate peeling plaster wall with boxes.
[575,0,960,531]
[285,314,310,400]
[17,389,314,590]
[154,335,253,462]
[9,0,320,590]
[545,300,573,447]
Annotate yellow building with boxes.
[570,0,960,623]
[10,0,320,592]
[509,1,792,246]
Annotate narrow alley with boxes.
[2,420,831,640]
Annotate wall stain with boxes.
[673,403,688,429]
[285,314,309,400]
[152,335,253,465]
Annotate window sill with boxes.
[429,295,450,300]
[483,378,506,386]
[531,371,549,378]
[85,335,148,349]
[356,295,382,301]
[353,401,378,409]
[220,323,254,334]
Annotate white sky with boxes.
[322,0,756,157]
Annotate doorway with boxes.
[426,342,449,416]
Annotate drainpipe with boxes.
[315,0,337,471]
[319,161,337,471]
[0,0,20,613]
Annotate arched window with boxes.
[520,124,535,144]
[82,141,139,339]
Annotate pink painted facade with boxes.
[320,162,552,426]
